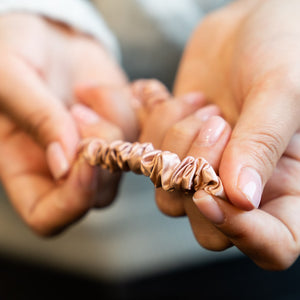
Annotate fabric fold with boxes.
[78,138,226,199]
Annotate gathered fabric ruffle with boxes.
[78,138,225,199]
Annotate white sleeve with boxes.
[0,0,121,60]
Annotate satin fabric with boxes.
[78,138,225,199]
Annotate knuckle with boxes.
[249,130,283,170]
[149,102,183,131]
[151,100,175,117]
[232,127,284,173]
[132,79,170,104]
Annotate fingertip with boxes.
[71,103,101,125]
[192,190,225,224]
[46,105,98,181]
[196,116,227,147]
[46,142,70,180]
[236,167,262,209]
[74,84,99,101]
[179,92,206,105]
[220,149,263,211]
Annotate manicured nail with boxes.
[71,103,101,124]
[195,105,219,122]
[130,96,142,110]
[75,83,101,93]
[197,116,226,146]
[181,92,205,105]
[46,142,70,180]
[193,192,225,224]
[238,167,262,208]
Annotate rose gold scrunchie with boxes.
[78,138,226,199]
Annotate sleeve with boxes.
[0,0,121,60]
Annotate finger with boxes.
[0,119,98,236]
[161,105,221,159]
[10,158,98,236]
[75,85,138,142]
[219,87,300,210]
[71,103,123,207]
[284,131,300,161]
[261,156,300,204]
[187,116,231,170]
[130,79,171,108]
[71,103,124,142]
[193,191,300,270]
[0,52,79,179]
[155,105,222,217]
[183,117,232,250]
[184,194,232,250]
[140,93,207,148]
[130,79,171,128]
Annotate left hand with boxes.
[0,14,137,236]
[165,0,300,270]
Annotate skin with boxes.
[143,0,300,270]
[0,14,137,236]
[2,0,300,271]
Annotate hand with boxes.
[173,0,300,269]
[134,80,232,244]
[0,13,137,236]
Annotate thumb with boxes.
[0,54,80,179]
[220,88,300,210]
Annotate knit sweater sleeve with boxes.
[0,0,120,59]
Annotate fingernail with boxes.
[130,96,142,110]
[197,116,226,146]
[238,167,262,208]
[46,142,70,179]
[71,103,101,124]
[193,192,225,224]
[75,83,100,93]
[181,92,205,105]
[195,105,219,122]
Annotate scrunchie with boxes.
[78,138,225,199]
